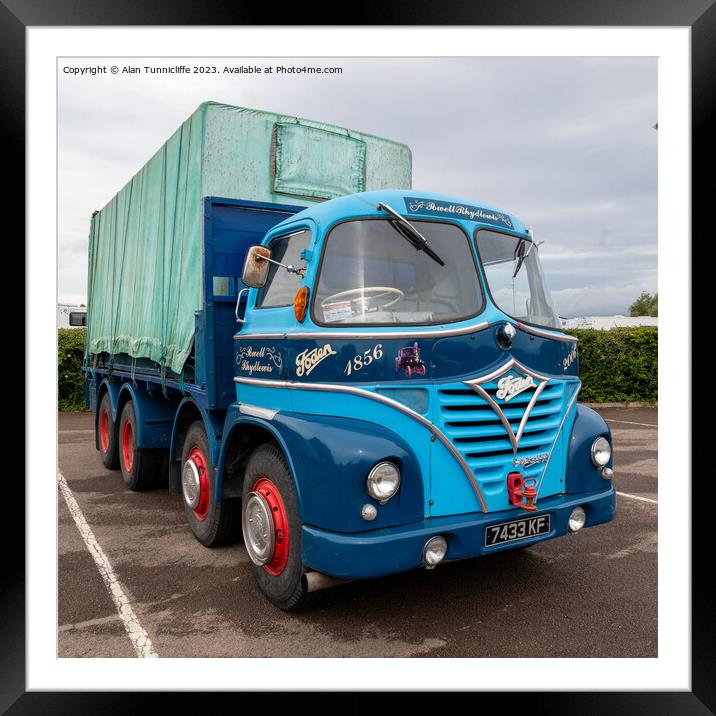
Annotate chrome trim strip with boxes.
[234,333,286,340]
[535,383,581,498]
[234,322,490,341]
[516,322,578,343]
[239,403,279,421]
[463,357,552,453]
[234,376,488,513]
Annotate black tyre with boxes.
[97,392,119,470]
[181,420,239,547]
[242,443,313,612]
[118,400,163,491]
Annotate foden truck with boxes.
[85,102,616,611]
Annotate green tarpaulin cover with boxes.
[86,102,412,374]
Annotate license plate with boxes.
[484,514,551,547]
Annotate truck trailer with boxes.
[85,101,615,611]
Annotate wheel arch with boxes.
[566,403,613,494]
[116,382,136,424]
[113,381,180,450]
[217,413,301,511]
[261,411,423,533]
[168,397,224,495]
[94,378,121,451]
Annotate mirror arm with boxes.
[256,254,305,277]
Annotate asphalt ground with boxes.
[58,406,657,658]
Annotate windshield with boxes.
[313,219,484,325]
[475,229,560,329]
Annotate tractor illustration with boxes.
[395,342,427,378]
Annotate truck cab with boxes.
[223,189,616,609]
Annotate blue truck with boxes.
[85,102,615,611]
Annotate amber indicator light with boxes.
[294,286,309,322]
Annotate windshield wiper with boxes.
[512,237,535,278]
[376,202,446,266]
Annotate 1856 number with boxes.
[344,344,383,376]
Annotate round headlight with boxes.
[591,437,612,468]
[366,462,401,503]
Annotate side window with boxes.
[259,230,312,308]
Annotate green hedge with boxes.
[57,326,657,411]
[58,328,88,411]
[566,327,657,403]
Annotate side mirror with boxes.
[241,245,272,288]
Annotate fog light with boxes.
[366,462,401,504]
[361,504,377,521]
[591,437,612,468]
[602,466,614,480]
[568,506,586,533]
[422,536,448,569]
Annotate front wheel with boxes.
[242,443,312,612]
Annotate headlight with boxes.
[590,437,612,468]
[366,462,401,504]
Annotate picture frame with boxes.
[10,0,707,709]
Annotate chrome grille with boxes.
[438,380,566,494]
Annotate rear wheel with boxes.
[97,392,119,470]
[181,421,239,547]
[242,443,312,612]
[118,400,163,491]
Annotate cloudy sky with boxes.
[58,56,656,317]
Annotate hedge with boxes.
[58,328,88,411]
[57,326,657,411]
[564,327,657,403]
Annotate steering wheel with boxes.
[320,286,405,313]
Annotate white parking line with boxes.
[58,471,158,658]
[605,419,658,428]
[616,490,658,505]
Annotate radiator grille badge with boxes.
[463,358,550,453]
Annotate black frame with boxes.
[13,1,706,711]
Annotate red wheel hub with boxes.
[121,419,134,471]
[99,408,109,453]
[188,446,210,521]
[252,477,290,576]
